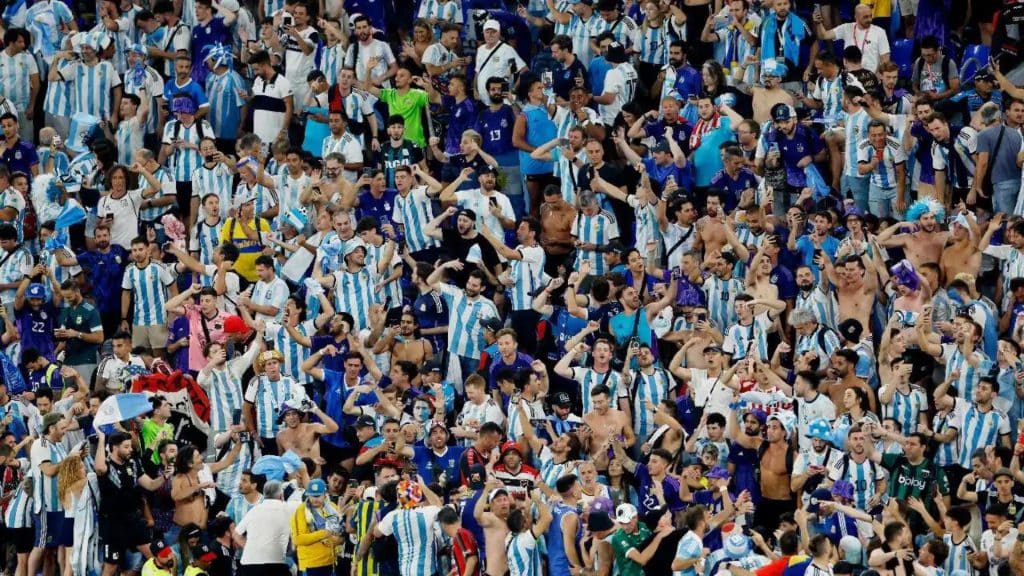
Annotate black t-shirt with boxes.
[440,228,500,284]
[98,456,145,519]
[641,528,686,576]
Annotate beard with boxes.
[798,282,814,292]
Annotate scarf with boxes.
[689,112,722,151]
[760,11,807,69]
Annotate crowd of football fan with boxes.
[3,1,1024,576]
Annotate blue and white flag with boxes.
[94,393,154,428]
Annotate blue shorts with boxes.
[33,511,64,549]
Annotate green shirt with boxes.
[141,418,174,464]
[58,302,102,365]
[610,524,652,576]
[379,88,429,147]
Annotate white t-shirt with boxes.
[599,63,638,124]
[475,42,525,105]
[687,368,733,419]
[96,189,144,249]
[795,393,836,453]
[251,74,294,144]
[453,189,515,239]
[832,23,890,73]
[235,499,302,565]
[251,276,289,323]
[345,39,396,85]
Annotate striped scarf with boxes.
[689,112,722,151]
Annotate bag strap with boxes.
[477,41,506,77]
[663,225,694,265]
[991,126,1007,165]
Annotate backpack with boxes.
[837,453,878,494]
[172,119,206,143]
[913,55,952,90]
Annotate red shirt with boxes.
[450,528,480,576]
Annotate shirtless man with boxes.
[582,384,635,471]
[939,213,982,286]
[757,414,795,531]
[750,62,795,125]
[539,184,577,273]
[473,477,513,576]
[876,199,949,269]
[171,442,241,529]
[372,310,435,366]
[696,191,728,256]
[825,252,879,333]
[276,401,340,464]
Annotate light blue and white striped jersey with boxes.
[538,445,574,487]
[795,326,840,361]
[262,0,286,21]
[392,185,439,254]
[376,505,442,576]
[506,398,546,442]
[41,245,81,288]
[63,153,98,196]
[942,343,991,404]
[953,401,1010,469]
[243,374,305,438]
[319,43,344,86]
[702,274,742,330]
[0,189,25,243]
[26,0,75,69]
[942,533,977,576]
[827,455,882,511]
[58,60,121,120]
[333,266,380,331]
[509,245,545,311]
[336,90,374,147]
[31,438,67,512]
[416,0,462,37]
[857,137,906,189]
[0,49,38,110]
[571,211,619,276]
[810,73,844,126]
[162,119,214,182]
[568,14,598,66]
[199,343,259,433]
[274,172,310,220]
[882,385,927,435]
[322,131,360,163]
[205,69,247,140]
[121,261,175,326]
[180,0,197,26]
[251,276,289,323]
[438,283,499,360]
[588,15,637,51]
[365,241,402,310]
[225,493,263,525]
[137,167,176,223]
[2,458,31,528]
[550,144,585,206]
[722,313,772,362]
[122,65,164,135]
[931,410,958,467]
[795,287,838,331]
[43,70,73,117]
[843,109,872,177]
[38,148,70,177]
[507,532,542,576]
[984,245,1024,310]
[90,18,131,73]
[627,196,660,264]
[570,367,625,414]
[265,319,316,385]
[0,245,30,304]
[635,24,669,66]
[235,181,279,220]
[158,23,191,78]
[551,0,574,36]
[191,162,234,219]
[628,367,673,441]
[116,117,145,166]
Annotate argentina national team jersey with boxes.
[702,274,742,330]
[811,73,844,125]
[942,343,990,403]
[843,109,872,178]
[191,163,234,218]
[265,319,316,385]
[392,185,439,253]
[205,69,247,139]
[137,167,176,223]
[243,374,305,438]
[116,117,145,166]
[122,65,164,135]
[568,14,597,65]
[952,399,1009,469]
[551,145,586,206]
[795,287,838,330]
[58,59,121,120]
[0,49,38,111]
[510,245,546,311]
[507,532,542,576]
[319,43,344,86]
[882,385,927,435]
[629,367,673,440]
[376,506,442,576]
[857,137,906,189]
[636,23,669,66]
[827,455,883,511]
[163,119,214,182]
[332,267,380,331]
[31,438,67,513]
[121,262,175,326]
[572,211,619,276]
[199,343,259,433]
[437,283,499,361]
[365,241,402,309]
[570,367,625,414]
[942,533,977,576]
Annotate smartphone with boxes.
[361,167,373,178]
[557,137,570,146]
[697,313,707,322]
[231,409,242,426]
[489,197,498,207]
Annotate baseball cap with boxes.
[552,391,572,407]
[706,466,731,480]
[26,283,46,299]
[487,487,509,502]
[680,453,702,467]
[480,316,504,333]
[601,239,627,255]
[771,103,797,122]
[614,503,638,524]
[306,478,327,497]
[223,315,248,334]
[588,510,614,532]
[478,164,498,176]
[974,68,995,82]
[605,42,627,64]
[191,543,219,564]
[837,318,863,342]
[419,360,443,375]
[183,523,203,540]
[703,345,725,355]
[807,488,833,514]
[151,538,174,560]
[41,413,63,434]
[483,19,500,31]
[994,467,1014,480]
[651,139,672,154]
[355,415,376,429]
[642,506,668,531]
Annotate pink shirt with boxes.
[185,305,229,370]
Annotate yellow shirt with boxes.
[220,217,272,282]
[861,0,891,19]
[141,558,174,576]
[290,502,341,569]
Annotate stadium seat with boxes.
[893,38,914,80]
[960,44,990,84]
